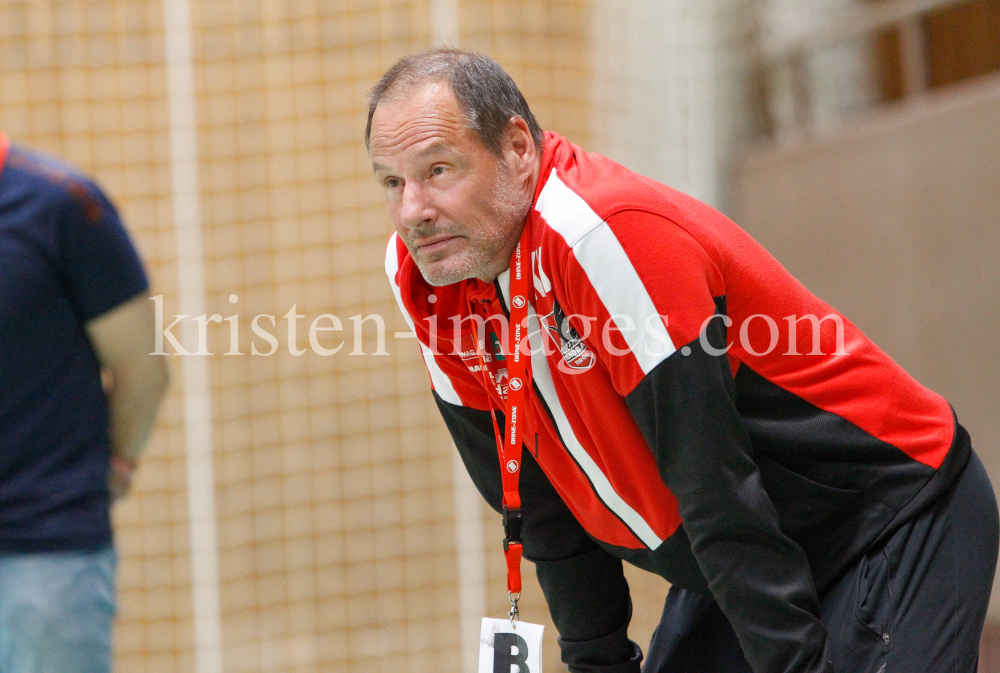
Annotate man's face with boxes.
[369,82,531,286]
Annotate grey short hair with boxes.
[365,48,544,156]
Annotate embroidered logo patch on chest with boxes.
[542,299,596,371]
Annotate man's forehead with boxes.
[369,120,464,161]
[373,81,460,128]
[369,83,478,161]
[371,139,455,172]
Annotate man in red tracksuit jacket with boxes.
[368,48,998,673]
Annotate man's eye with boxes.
[385,178,402,189]
[431,166,446,176]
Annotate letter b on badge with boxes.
[493,633,529,673]
[479,618,543,673]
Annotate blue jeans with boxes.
[0,545,117,673]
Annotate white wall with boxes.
[758,0,876,132]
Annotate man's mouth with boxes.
[414,235,460,255]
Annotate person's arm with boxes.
[626,311,831,672]
[561,210,832,673]
[85,293,169,498]
[434,393,642,673]
[54,174,167,499]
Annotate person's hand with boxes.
[109,455,138,500]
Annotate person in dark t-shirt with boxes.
[0,133,169,673]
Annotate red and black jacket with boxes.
[385,132,969,673]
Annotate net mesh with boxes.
[0,1,677,672]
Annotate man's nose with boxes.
[399,181,435,229]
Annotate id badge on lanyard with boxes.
[472,223,545,671]
[479,617,544,673]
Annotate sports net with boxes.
[0,1,673,671]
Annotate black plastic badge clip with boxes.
[502,505,523,551]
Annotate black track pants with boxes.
[643,451,1000,673]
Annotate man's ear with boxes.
[504,116,537,179]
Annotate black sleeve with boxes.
[624,308,834,673]
[433,392,643,673]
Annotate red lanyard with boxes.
[472,221,533,621]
